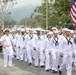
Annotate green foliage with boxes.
[4,19,17,28]
[19,18,37,28]
[32,0,74,29]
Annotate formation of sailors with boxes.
[0,27,76,75]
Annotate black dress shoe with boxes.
[58,65,60,69]
[41,65,45,68]
[52,70,58,73]
[46,70,50,72]
[35,66,38,68]
[28,63,32,66]
[21,60,23,61]
[14,55,16,58]
[17,59,19,60]
[59,70,62,75]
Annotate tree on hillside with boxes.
[32,0,74,29]
[19,18,37,28]
[0,0,17,28]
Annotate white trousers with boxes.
[13,47,16,56]
[15,47,20,59]
[31,49,35,60]
[3,46,13,65]
[74,52,76,66]
[24,49,27,62]
[59,53,73,75]
[33,49,38,66]
[45,51,51,70]
[20,48,24,60]
[39,48,45,66]
[51,51,61,71]
[26,47,32,63]
[34,48,44,66]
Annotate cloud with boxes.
[11,4,39,22]
[10,0,42,22]
[13,0,41,8]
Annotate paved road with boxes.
[0,53,76,75]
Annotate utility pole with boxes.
[46,0,48,30]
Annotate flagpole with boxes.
[46,0,48,30]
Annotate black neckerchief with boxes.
[48,38,50,41]
[37,35,41,40]
[65,37,72,45]
[29,35,33,40]
[22,35,25,41]
[53,37,59,46]
[12,35,15,39]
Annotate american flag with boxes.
[70,0,76,27]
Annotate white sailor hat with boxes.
[47,32,53,35]
[21,29,25,32]
[17,28,21,31]
[35,28,42,31]
[33,31,37,34]
[4,28,10,32]
[70,30,75,33]
[45,30,49,32]
[53,30,60,33]
[62,28,68,31]
[11,29,15,32]
[52,27,57,30]
[64,28,70,32]
[29,29,33,31]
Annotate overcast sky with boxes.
[11,0,42,22]
[14,0,42,8]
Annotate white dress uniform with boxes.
[1,34,13,67]
[51,36,62,72]
[41,35,46,60]
[24,34,28,62]
[74,42,76,66]
[59,36,75,75]
[12,34,16,57]
[26,34,34,64]
[34,35,45,67]
[20,34,26,61]
[32,34,37,60]
[31,34,38,66]
[73,34,76,66]
[45,37,52,70]
[74,31,76,66]
[14,34,22,59]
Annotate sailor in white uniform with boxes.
[70,30,76,67]
[25,29,34,65]
[20,29,26,61]
[74,30,76,66]
[33,28,45,67]
[14,28,22,60]
[1,29,14,67]
[45,32,53,71]
[59,28,75,75]
[51,30,62,73]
